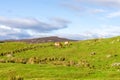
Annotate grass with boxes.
[0,36,120,79]
[0,63,119,80]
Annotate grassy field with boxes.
[0,36,120,80]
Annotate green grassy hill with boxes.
[0,36,120,80]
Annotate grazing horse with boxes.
[54,42,62,48]
[64,41,69,46]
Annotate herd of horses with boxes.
[54,41,71,48]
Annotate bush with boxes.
[8,75,24,80]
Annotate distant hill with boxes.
[3,36,76,43]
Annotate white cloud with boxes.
[107,11,120,18]
[0,24,31,39]
[0,25,21,35]
[0,25,11,30]
[0,16,70,40]
[0,16,70,32]
[55,25,120,40]
[89,9,106,14]
[61,1,107,16]
[61,3,84,12]
[0,25,52,40]
[77,0,120,7]
[82,25,120,38]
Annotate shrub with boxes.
[8,75,24,80]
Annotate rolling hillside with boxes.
[0,36,120,80]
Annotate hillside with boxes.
[0,36,120,80]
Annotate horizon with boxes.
[1,35,119,42]
[0,0,120,40]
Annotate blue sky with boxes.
[0,0,120,40]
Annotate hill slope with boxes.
[0,36,120,80]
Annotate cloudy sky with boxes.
[0,0,120,40]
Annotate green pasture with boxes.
[0,36,120,80]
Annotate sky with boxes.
[0,0,120,40]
